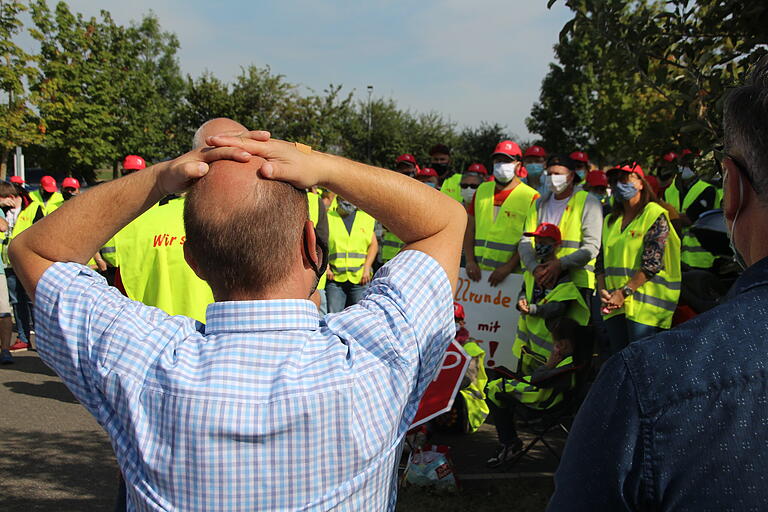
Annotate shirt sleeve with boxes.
[547,354,646,511]
[640,215,669,278]
[325,251,454,414]
[33,262,180,419]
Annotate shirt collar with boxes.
[728,255,768,299]
[204,299,321,334]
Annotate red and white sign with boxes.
[454,268,523,371]
[411,340,471,428]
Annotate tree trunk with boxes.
[0,148,9,181]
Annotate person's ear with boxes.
[723,158,747,223]
[302,220,320,270]
[183,242,206,281]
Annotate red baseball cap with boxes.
[524,223,562,244]
[466,163,488,175]
[40,175,57,193]
[607,162,645,179]
[416,167,438,177]
[9,176,24,185]
[661,152,678,163]
[586,170,608,187]
[61,177,80,190]
[453,302,465,320]
[123,155,146,170]
[492,140,522,159]
[569,151,589,163]
[524,145,547,158]
[395,153,417,166]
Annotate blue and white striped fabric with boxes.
[34,250,453,511]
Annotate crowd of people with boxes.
[3,59,768,511]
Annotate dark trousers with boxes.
[488,399,520,446]
[6,269,33,343]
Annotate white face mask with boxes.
[493,162,518,184]
[547,173,570,194]
[460,186,476,204]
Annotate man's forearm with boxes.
[463,217,477,264]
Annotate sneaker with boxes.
[485,440,524,468]
[0,349,13,364]
[9,340,28,351]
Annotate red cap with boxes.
[492,140,522,159]
[569,151,589,163]
[681,148,700,157]
[416,167,438,177]
[466,163,488,175]
[661,152,678,163]
[9,176,24,185]
[586,170,608,187]
[523,223,562,244]
[40,175,57,193]
[61,177,80,190]
[524,145,547,158]
[453,302,465,320]
[395,153,417,166]
[645,174,661,196]
[123,155,146,170]
[607,162,645,179]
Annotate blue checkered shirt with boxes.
[35,250,453,511]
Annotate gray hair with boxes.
[723,56,768,200]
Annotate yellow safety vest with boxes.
[459,340,489,433]
[473,181,538,271]
[523,190,597,289]
[327,208,375,284]
[380,230,404,263]
[28,190,64,216]
[307,191,327,291]
[665,179,716,269]
[602,202,681,329]
[113,196,214,323]
[440,173,463,202]
[510,272,589,376]
[487,355,575,409]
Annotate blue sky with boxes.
[26,1,574,140]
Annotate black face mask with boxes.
[304,227,328,294]
[431,162,449,176]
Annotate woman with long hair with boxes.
[597,163,681,355]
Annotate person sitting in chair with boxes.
[485,318,592,468]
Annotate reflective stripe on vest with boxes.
[509,272,589,375]
[439,173,463,202]
[327,209,375,284]
[523,190,597,289]
[602,202,681,328]
[487,355,574,409]
[473,181,538,272]
[114,197,214,323]
[307,191,327,290]
[381,230,404,263]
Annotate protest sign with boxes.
[454,268,522,371]
[411,340,470,428]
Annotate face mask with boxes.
[575,169,586,181]
[432,162,449,176]
[680,166,695,180]
[336,199,356,215]
[424,182,438,188]
[460,186,476,204]
[455,322,462,333]
[535,243,555,262]
[725,170,748,270]
[537,178,550,196]
[63,191,76,201]
[493,162,518,184]
[547,174,570,194]
[526,163,544,178]
[615,181,639,201]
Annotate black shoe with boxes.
[485,440,523,468]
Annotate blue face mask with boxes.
[526,163,545,178]
[575,169,586,181]
[614,181,639,201]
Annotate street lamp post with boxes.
[367,85,373,163]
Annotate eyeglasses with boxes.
[460,183,480,189]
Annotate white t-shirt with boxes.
[540,194,571,226]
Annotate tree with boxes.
[0,1,43,179]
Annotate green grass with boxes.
[396,478,554,512]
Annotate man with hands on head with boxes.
[10,124,466,511]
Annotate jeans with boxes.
[318,289,328,316]
[604,314,660,356]
[487,399,520,446]
[325,281,368,313]
[6,269,33,343]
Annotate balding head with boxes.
[192,118,247,149]
[184,158,308,298]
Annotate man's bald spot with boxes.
[193,118,247,149]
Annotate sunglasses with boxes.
[460,183,480,189]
